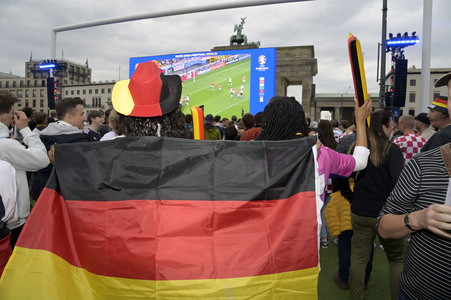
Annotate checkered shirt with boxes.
[393,133,427,165]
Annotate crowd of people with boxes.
[1,61,451,299]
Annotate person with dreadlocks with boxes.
[258,95,372,204]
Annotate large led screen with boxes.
[129,48,276,118]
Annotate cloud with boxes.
[1,0,450,93]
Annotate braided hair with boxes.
[258,96,309,141]
[116,106,190,138]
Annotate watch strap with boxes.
[404,213,416,232]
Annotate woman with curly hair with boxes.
[115,107,189,138]
[111,61,190,139]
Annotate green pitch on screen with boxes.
[180,58,251,119]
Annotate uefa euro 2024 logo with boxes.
[258,55,266,65]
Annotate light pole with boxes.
[340,85,351,121]
[340,93,343,121]
[379,0,388,110]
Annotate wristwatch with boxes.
[404,213,416,231]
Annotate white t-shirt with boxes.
[0,160,18,225]
[100,131,116,141]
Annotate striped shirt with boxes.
[378,145,451,299]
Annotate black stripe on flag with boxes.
[52,136,317,202]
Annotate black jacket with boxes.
[351,143,404,218]
[421,125,451,152]
[30,131,90,200]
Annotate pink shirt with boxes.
[317,146,356,201]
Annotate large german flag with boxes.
[0,136,320,299]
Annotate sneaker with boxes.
[380,245,385,251]
[321,239,329,248]
[334,238,339,244]
[333,272,349,290]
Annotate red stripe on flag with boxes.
[18,188,318,281]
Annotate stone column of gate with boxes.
[301,76,313,118]
[276,77,289,97]
[334,106,341,121]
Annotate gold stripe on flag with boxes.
[0,247,319,299]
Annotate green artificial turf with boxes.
[180,58,251,119]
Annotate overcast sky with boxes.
[1,0,450,94]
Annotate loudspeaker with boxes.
[46,77,55,109]
[393,59,408,107]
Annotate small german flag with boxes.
[190,106,205,140]
[0,136,320,299]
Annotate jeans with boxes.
[350,213,405,300]
[338,230,373,283]
[320,195,331,238]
